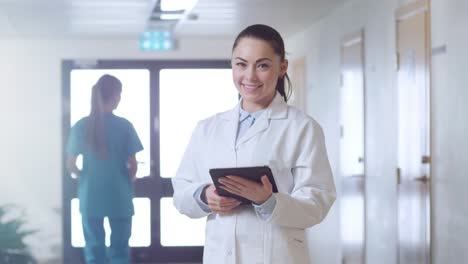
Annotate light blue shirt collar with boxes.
[239,107,265,123]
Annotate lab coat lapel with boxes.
[219,102,241,150]
[235,93,288,147]
[235,114,268,147]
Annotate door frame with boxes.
[61,59,231,263]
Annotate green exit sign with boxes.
[140,31,175,51]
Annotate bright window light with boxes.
[159,69,238,178]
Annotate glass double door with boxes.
[62,60,238,263]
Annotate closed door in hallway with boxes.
[340,30,366,264]
[395,1,431,263]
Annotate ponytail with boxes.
[85,74,122,158]
[276,73,292,102]
[87,83,106,157]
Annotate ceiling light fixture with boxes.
[160,0,197,12]
[160,13,185,20]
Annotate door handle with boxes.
[421,155,431,164]
[414,175,429,183]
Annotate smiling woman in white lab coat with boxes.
[172,24,336,264]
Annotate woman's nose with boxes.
[245,66,258,81]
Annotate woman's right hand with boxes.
[204,185,242,215]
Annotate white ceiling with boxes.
[0,0,345,39]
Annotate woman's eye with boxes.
[236,62,247,67]
[257,64,270,70]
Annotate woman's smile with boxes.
[242,83,262,93]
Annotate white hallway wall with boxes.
[0,37,233,262]
[431,0,468,262]
[286,0,468,263]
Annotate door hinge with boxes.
[395,52,400,71]
[396,167,401,185]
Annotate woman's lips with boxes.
[242,83,262,91]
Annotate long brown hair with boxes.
[86,74,122,157]
[232,24,292,102]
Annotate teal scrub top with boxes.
[67,113,143,217]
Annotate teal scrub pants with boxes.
[82,216,132,264]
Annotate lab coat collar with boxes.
[219,92,288,121]
[219,92,288,148]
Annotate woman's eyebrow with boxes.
[256,58,272,63]
[234,57,273,63]
[234,57,247,62]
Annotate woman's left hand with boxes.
[218,175,273,205]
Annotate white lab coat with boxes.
[172,92,336,264]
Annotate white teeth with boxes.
[243,84,259,89]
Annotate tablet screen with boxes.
[209,166,278,204]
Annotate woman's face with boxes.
[232,37,288,112]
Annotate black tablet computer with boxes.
[209,166,278,204]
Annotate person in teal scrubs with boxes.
[66,74,143,264]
